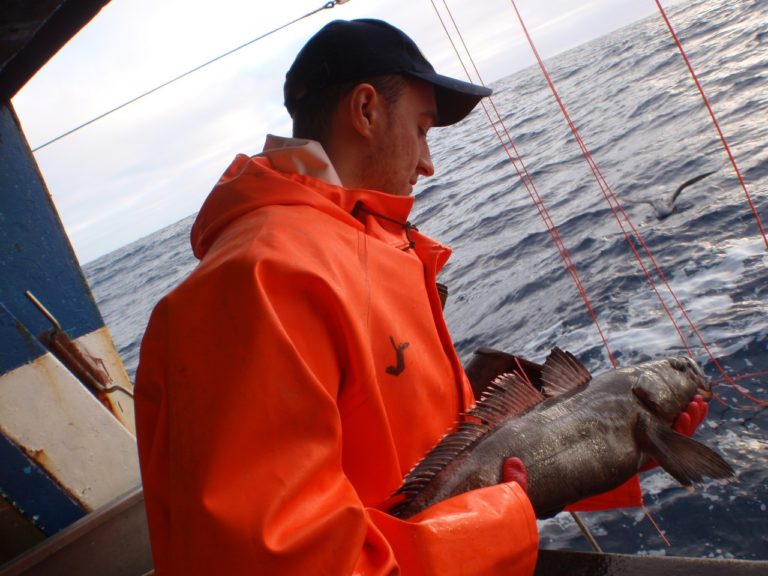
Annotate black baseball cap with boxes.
[284,19,492,127]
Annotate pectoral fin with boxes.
[635,414,735,486]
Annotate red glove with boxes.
[672,394,708,436]
[640,394,709,471]
[502,457,528,493]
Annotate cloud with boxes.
[12,0,682,262]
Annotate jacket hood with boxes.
[190,154,416,259]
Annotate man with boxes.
[135,19,705,575]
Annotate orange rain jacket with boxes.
[135,152,539,575]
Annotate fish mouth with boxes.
[671,356,712,399]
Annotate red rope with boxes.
[503,0,767,407]
[506,0,692,352]
[716,370,768,384]
[430,0,618,367]
[430,0,767,406]
[641,501,672,547]
[656,0,768,251]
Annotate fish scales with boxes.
[390,348,734,519]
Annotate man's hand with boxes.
[672,394,709,436]
[640,394,709,472]
[502,457,528,493]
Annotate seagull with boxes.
[631,171,715,220]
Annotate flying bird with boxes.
[632,171,715,220]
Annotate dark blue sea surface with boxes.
[85,0,767,560]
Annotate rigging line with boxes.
[437,0,619,368]
[504,0,695,360]
[507,0,714,372]
[655,0,768,251]
[603,184,768,406]
[507,0,767,407]
[506,2,694,354]
[579,18,766,406]
[710,371,768,411]
[481,95,610,363]
[31,0,345,153]
[714,370,768,384]
[428,0,617,368]
[438,11,615,369]
[436,0,616,367]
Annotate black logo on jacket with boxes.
[386,336,410,376]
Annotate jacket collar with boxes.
[261,134,343,187]
[260,134,415,225]
[191,139,421,258]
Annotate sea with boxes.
[84,0,768,560]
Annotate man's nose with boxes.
[417,144,435,178]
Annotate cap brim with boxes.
[411,72,492,127]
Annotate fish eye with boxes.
[669,358,689,372]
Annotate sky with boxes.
[12,0,686,263]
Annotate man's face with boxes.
[366,79,437,196]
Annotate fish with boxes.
[631,171,715,220]
[389,347,734,519]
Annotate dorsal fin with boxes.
[392,373,545,513]
[467,372,546,426]
[540,347,592,397]
[394,420,489,499]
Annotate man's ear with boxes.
[347,83,382,138]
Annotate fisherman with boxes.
[135,19,706,575]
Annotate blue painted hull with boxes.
[1,100,138,561]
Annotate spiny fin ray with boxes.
[541,347,592,397]
[466,371,546,426]
[394,421,488,499]
[392,372,547,517]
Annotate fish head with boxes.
[631,356,710,425]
